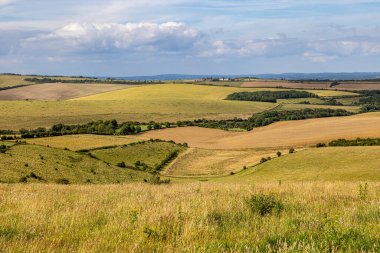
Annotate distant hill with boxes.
[111,72,380,81]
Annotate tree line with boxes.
[328,138,380,146]
[24,77,163,85]
[179,108,353,131]
[226,90,319,103]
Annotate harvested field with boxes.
[136,113,380,149]
[163,148,288,177]
[242,81,380,91]
[24,135,140,151]
[0,83,131,101]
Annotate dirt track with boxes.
[136,113,380,149]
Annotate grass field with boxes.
[0,83,131,101]
[0,75,34,88]
[24,134,141,151]
[163,148,288,177]
[136,113,380,149]
[91,141,186,171]
[232,147,380,182]
[0,143,148,184]
[0,182,379,252]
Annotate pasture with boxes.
[136,113,380,149]
[91,141,186,171]
[232,146,380,182]
[0,143,148,184]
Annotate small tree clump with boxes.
[289,148,295,154]
[277,151,282,157]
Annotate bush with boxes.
[56,178,70,185]
[117,161,126,168]
[146,176,170,185]
[316,143,326,148]
[276,151,282,157]
[246,194,284,216]
[289,148,295,154]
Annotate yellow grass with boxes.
[164,148,288,177]
[24,135,140,151]
[0,182,378,252]
[136,113,380,149]
[0,75,33,88]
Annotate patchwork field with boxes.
[0,83,131,101]
[24,134,141,151]
[137,113,380,149]
[0,83,360,130]
[242,80,380,90]
[232,146,380,182]
[0,143,148,184]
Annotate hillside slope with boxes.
[0,143,148,184]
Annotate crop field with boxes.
[136,112,380,149]
[0,182,379,252]
[163,148,288,177]
[91,141,186,170]
[0,83,131,101]
[24,134,141,151]
[0,143,148,184]
[232,146,380,182]
[0,75,34,88]
[242,80,380,90]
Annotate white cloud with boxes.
[25,22,200,54]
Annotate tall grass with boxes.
[0,182,379,252]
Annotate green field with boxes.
[91,141,186,172]
[0,142,148,184]
[24,134,141,151]
[231,147,380,182]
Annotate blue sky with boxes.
[1,0,380,76]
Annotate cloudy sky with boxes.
[1,0,380,76]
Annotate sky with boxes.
[0,0,380,76]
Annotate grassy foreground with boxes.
[0,182,379,252]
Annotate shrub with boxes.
[289,148,295,154]
[316,143,326,148]
[260,157,268,163]
[246,194,284,216]
[19,176,28,183]
[277,151,282,157]
[56,178,70,185]
[117,161,126,168]
[146,176,170,185]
